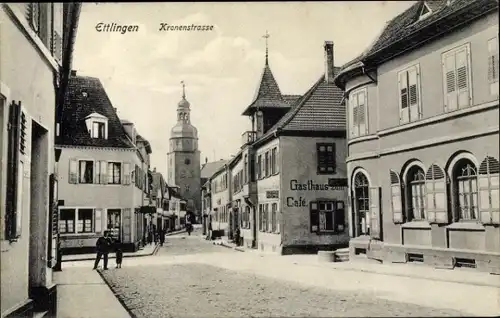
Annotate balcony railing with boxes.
[241,131,256,146]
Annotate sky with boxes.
[72,1,416,177]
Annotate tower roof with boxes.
[241,63,290,116]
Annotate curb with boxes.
[96,269,137,318]
[62,229,187,263]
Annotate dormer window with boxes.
[85,112,108,139]
[419,2,432,21]
[92,122,105,138]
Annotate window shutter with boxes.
[369,187,381,239]
[122,208,131,242]
[443,53,458,111]
[408,66,420,122]
[426,164,448,224]
[29,3,40,33]
[456,48,470,108]
[95,161,101,185]
[95,208,103,233]
[478,156,500,224]
[334,201,345,232]
[399,71,409,124]
[69,158,78,184]
[488,38,499,95]
[123,162,131,185]
[310,202,319,233]
[347,194,354,237]
[351,96,359,136]
[358,91,367,135]
[390,170,403,223]
[100,160,107,184]
[6,101,21,239]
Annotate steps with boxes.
[334,248,350,262]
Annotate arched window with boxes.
[406,166,426,221]
[425,164,448,223]
[353,172,370,236]
[453,159,478,220]
[390,170,403,223]
[478,156,500,224]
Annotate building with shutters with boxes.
[204,39,349,254]
[334,0,499,273]
[0,3,81,317]
[56,72,153,254]
[237,40,348,254]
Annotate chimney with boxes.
[324,41,335,83]
[71,70,77,77]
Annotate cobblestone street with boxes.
[98,232,481,318]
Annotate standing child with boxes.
[115,239,123,269]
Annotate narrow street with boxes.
[92,230,493,318]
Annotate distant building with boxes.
[56,72,152,254]
[167,83,201,220]
[201,159,228,230]
[1,3,81,317]
[334,0,499,273]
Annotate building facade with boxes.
[210,165,231,236]
[56,73,151,253]
[167,84,201,219]
[334,0,499,273]
[201,159,227,233]
[1,3,81,317]
[236,41,349,254]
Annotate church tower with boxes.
[167,82,201,217]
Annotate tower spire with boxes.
[181,80,186,99]
[262,30,270,65]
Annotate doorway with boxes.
[29,120,49,291]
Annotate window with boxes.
[442,44,471,112]
[78,160,94,184]
[77,209,93,233]
[398,65,422,124]
[453,159,478,221]
[349,88,368,137]
[92,122,105,139]
[59,209,75,234]
[264,152,270,177]
[271,148,278,175]
[425,164,448,224]
[478,156,500,224]
[310,200,345,233]
[406,166,426,221]
[317,143,336,174]
[487,38,499,96]
[243,206,250,229]
[107,209,121,239]
[353,172,370,236]
[106,162,121,184]
[257,155,262,179]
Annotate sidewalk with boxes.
[216,237,500,288]
[55,267,130,318]
[62,229,186,262]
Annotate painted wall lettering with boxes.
[289,179,346,191]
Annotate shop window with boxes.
[77,209,93,233]
[59,208,76,234]
[310,200,345,233]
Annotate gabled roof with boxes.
[335,0,498,88]
[283,94,302,105]
[254,68,345,147]
[242,63,291,116]
[57,75,134,148]
[201,160,228,179]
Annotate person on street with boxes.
[159,228,165,246]
[93,231,111,270]
[206,219,212,241]
[114,239,123,268]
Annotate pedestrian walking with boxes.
[114,239,123,268]
[93,231,111,270]
[147,230,153,245]
[159,228,165,246]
